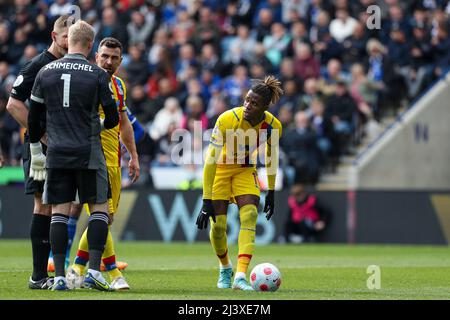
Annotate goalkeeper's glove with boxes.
[196,199,216,230]
[264,190,275,220]
[30,142,46,181]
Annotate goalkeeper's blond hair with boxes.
[68,20,95,48]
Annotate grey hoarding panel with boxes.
[355,191,447,244]
[0,187,34,238]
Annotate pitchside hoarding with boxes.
[0,186,448,244]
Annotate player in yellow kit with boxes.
[196,76,283,290]
[66,37,140,291]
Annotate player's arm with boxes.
[6,97,29,128]
[7,62,48,144]
[99,71,119,129]
[7,61,35,128]
[120,111,140,183]
[118,79,140,183]
[126,109,145,142]
[264,121,282,220]
[196,114,227,230]
[27,73,47,181]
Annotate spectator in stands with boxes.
[313,28,343,66]
[365,38,405,117]
[286,20,310,58]
[282,0,309,24]
[349,63,380,122]
[8,28,28,64]
[18,45,38,70]
[309,98,335,169]
[342,22,368,69]
[387,27,411,68]
[252,42,275,75]
[400,22,434,99]
[129,85,153,123]
[31,13,53,49]
[263,22,291,68]
[207,93,228,128]
[277,105,294,131]
[284,184,329,243]
[294,42,320,81]
[249,63,267,82]
[329,9,358,43]
[225,24,257,65]
[380,4,411,43]
[318,58,348,99]
[431,23,450,78]
[253,8,273,42]
[222,64,251,107]
[279,57,302,90]
[325,80,358,155]
[282,111,321,185]
[127,10,155,48]
[180,95,208,132]
[125,45,149,87]
[97,7,128,52]
[147,29,170,69]
[298,78,320,113]
[49,0,72,19]
[254,0,282,25]
[199,44,224,77]
[271,79,300,116]
[147,77,176,122]
[175,43,197,82]
[171,9,195,44]
[147,63,178,100]
[309,10,331,44]
[192,6,221,53]
[150,97,183,141]
[153,122,179,167]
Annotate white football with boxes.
[250,263,282,292]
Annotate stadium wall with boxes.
[1,187,449,245]
[352,72,450,189]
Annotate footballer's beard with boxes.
[55,40,68,58]
[104,66,116,76]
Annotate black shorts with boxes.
[22,134,47,195]
[42,165,110,205]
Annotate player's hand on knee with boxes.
[30,142,47,181]
[264,190,275,220]
[196,199,216,230]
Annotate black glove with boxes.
[264,190,275,220]
[196,199,216,229]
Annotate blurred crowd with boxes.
[0,0,449,187]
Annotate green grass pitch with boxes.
[0,240,450,300]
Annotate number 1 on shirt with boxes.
[61,73,71,107]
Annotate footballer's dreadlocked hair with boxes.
[251,75,284,107]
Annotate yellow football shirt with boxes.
[99,75,128,167]
[210,107,282,168]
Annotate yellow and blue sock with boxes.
[102,229,122,280]
[210,215,231,268]
[236,204,257,279]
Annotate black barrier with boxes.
[0,186,449,244]
[122,190,347,243]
